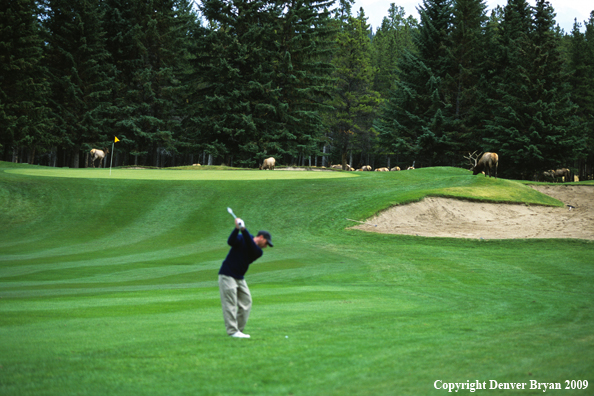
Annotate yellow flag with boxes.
[114,136,120,143]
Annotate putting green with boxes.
[6,167,358,180]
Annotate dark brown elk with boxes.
[465,151,499,178]
[552,168,571,183]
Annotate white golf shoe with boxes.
[231,331,250,338]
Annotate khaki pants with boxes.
[218,275,252,335]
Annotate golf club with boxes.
[227,207,244,228]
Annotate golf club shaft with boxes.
[227,208,244,228]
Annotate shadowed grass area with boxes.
[0,162,592,395]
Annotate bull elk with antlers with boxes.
[465,151,499,178]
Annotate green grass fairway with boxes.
[1,162,592,395]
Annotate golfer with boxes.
[219,218,273,338]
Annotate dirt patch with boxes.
[351,185,594,240]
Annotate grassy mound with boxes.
[0,162,592,395]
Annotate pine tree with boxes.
[529,0,581,169]
[568,13,594,178]
[444,0,488,160]
[471,6,503,150]
[103,0,195,166]
[44,0,116,167]
[191,0,285,166]
[372,4,417,99]
[417,0,454,74]
[479,0,533,174]
[374,0,454,167]
[0,0,52,163]
[102,0,145,164]
[267,0,336,166]
[483,0,580,178]
[190,0,335,167]
[325,4,380,168]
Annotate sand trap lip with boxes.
[351,185,594,240]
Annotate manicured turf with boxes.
[6,167,357,180]
[0,162,592,395]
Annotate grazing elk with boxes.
[541,170,556,182]
[551,168,571,183]
[332,164,355,171]
[390,166,401,171]
[375,167,389,172]
[465,151,499,178]
[260,157,276,170]
[90,148,109,168]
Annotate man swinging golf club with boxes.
[219,209,273,338]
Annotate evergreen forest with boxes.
[1,0,594,179]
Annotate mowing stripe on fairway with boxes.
[6,168,358,180]
[1,163,593,395]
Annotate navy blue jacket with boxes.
[218,228,263,280]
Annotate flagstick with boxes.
[110,141,114,176]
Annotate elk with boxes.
[259,157,276,170]
[465,151,499,178]
[407,161,415,170]
[551,168,571,183]
[542,170,556,182]
[90,148,109,168]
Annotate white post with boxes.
[109,141,115,176]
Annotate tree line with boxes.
[1,0,593,179]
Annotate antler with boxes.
[464,151,481,167]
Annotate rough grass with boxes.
[0,162,592,395]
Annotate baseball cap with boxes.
[257,230,273,247]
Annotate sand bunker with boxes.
[352,185,594,240]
